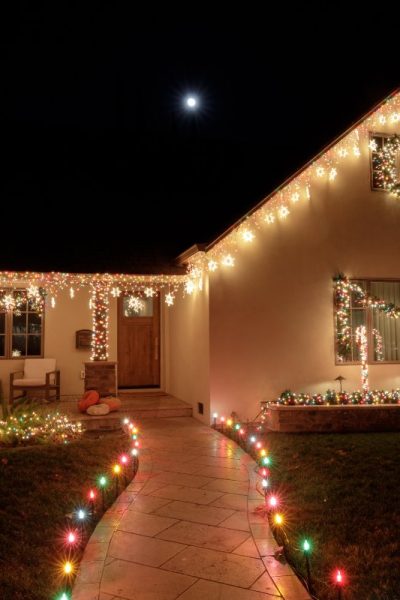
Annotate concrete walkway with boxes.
[72,417,311,600]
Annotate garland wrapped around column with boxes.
[91,284,110,361]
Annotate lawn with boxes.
[0,430,132,600]
[260,432,400,600]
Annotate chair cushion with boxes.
[78,390,100,413]
[12,378,47,386]
[86,403,110,416]
[103,396,122,412]
[24,359,56,379]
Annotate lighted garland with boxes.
[187,92,400,275]
[334,274,400,362]
[213,413,347,597]
[373,133,400,197]
[55,417,141,600]
[90,285,109,361]
[269,388,400,406]
[0,286,46,315]
[0,408,83,446]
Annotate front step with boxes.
[56,393,193,430]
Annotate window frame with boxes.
[369,132,395,191]
[334,277,400,365]
[0,289,45,360]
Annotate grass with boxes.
[260,432,400,600]
[0,430,132,600]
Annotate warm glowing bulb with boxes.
[268,495,278,508]
[165,293,175,306]
[261,478,269,488]
[291,192,300,202]
[242,229,254,242]
[335,570,344,585]
[273,513,283,526]
[265,213,275,224]
[316,166,325,177]
[222,254,235,267]
[226,418,233,427]
[208,260,218,272]
[113,464,121,475]
[63,561,73,575]
[250,436,256,443]
[144,287,155,297]
[260,448,266,456]
[111,287,121,297]
[213,412,218,419]
[279,206,289,219]
[131,448,138,456]
[329,167,337,181]
[379,115,386,125]
[185,280,195,295]
[369,139,378,151]
[120,454,129,465]
[51,296,56,308]
[69,287,75,299]
[67,532,77,544]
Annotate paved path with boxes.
[72,417,311,600]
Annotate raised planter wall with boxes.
[265,404,400,432]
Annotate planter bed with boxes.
[265,403,400,432]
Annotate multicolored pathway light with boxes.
[302,539,313,593]
[56,592,70,600]
[113,463,121,496]
[261,455,271,466]
[267,494,278,509]
[119,454,129,485]
[65,530,79,546]
[63,561,74,576]
[75,508,87,523]
[98,475,108,511]
[88,488,97,514]
[334,569,346,599]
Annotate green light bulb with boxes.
[302,539,311,552]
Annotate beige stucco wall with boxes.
[164,278,210,423]
[0,288,118,401]
[209,127,400,421]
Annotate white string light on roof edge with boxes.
[187,92,400,275]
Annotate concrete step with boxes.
[56,393,193,431]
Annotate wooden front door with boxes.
[118,295,160,388]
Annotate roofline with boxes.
[205,86,400,252]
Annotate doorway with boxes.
[117,295,160,388]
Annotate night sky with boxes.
[2,8,398,273]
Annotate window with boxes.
[335,280,400,364]
[370,133,391,190]
[122,296,153,318]
[0,290,44,359]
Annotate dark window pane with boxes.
[28,313,42,334]
[12,336,26,357]
[12,313,27,334]
[0,312,5,334]
[0,335,4,356]
[27,335,41,356]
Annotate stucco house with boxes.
[1,89,400,424]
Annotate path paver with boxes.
[73,416,311,600]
